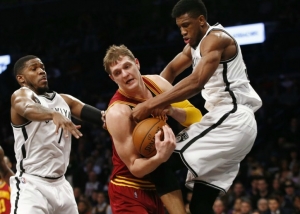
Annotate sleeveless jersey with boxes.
[12,89,71,178]
[191,23,262,112]
[0,180,10,214]
[108,76,162,190]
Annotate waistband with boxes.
[16,172,65,186]
[110,175,156,190]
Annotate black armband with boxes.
[80,104,103,126]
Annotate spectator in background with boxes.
[228,198,242,214]
[227,181,248,208]
[293,195,300,214]
[84,171,103,199]
[266,195,290,214]
[257,198,268,214]
[91,192,112,214]
[282,180,298,210]
[251,177,271,209]
[212,198,226,214]
[240,198,253,214]
[78,198,92,214]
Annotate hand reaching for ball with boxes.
[154,125,176,162]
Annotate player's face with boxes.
[176,13,205,49]
[17,58,49,94]
[109,56,141,91]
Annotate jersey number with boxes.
[0,199,6,213]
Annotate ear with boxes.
[135,58,140,70]
[16,74,25,86]
[198,15,206,27]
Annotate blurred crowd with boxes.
[0,0,300,213]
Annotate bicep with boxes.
[11,89,36,115]
[106,106,140,168]
[60,94,84,119]
[194,37,225,85]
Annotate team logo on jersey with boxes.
[176,131,189,143]
[20,177,26,184]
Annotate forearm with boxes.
[23,103,54,121]
[169,106,202,127]
[80,104,103,126]
[151,74,202,110]
[130,155,164,178]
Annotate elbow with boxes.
[130,168,145,178]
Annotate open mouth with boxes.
[126,79,134,84]
[183,38,190,44]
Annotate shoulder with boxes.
[11,87,34,101]
[182,44,192,57]
[144,75,172,92]
[203,30,233,49]
[106,103,132,119]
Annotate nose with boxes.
[38,68,46,74]
[121,69,129,77]
[180,27,187,36]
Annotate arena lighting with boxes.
[0,55,11,74]
[225,23,265,46]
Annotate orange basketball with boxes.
[132,118,166,158]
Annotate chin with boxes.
[37,86,49,94]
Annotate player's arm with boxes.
[146,75,202,127]
[132,33,230,122]
[160,44,192,84]
[11,88,82,138]
[0,147,14,185]
[60,94,103,126]
[106,104,175,178]
[11,87,58,123]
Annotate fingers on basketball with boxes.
[132,118,166,158]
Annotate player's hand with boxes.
[101,110,107,130]
[154,125,176,162]
[132,102,153,123]
[151,105,173,121]
[52,111,83,139]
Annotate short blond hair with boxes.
[103,44,135,74]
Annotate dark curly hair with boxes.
[171,0,207,20]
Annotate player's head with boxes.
[14,55,49,94]
[103,44,136,74]
[103,44,142,91]
[172,0,208,48]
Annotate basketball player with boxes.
[132,0,263,213]
[10,55,104,214]
[0,146,13,214]
[103,45,202,214]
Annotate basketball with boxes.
[132,118,166,158]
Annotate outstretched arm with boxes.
[133,33,229,122]
[11,88,82,139]
[60,94,104,127]
[0,147,14,185]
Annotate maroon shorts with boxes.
[108,182,165,214]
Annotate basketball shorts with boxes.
[10,173,78,214]
[108,181,165,214]
[174,104,257,193]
